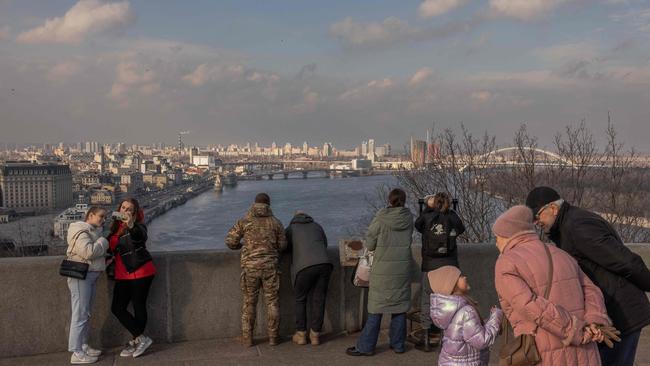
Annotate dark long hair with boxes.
[109,197,142,236]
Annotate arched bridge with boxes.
[458,147,575,172]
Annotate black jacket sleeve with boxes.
[415,214,426,233]
[450,211,466,236]
[572,218,650,292]
[129,223,148,244]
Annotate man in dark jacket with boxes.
[285,211,333,346]
[526,186,650,366]
[414,193,465,351]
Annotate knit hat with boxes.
[492,205,535,238]
[427,266,462,295]
[525,187,561,215]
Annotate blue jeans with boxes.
[356,313,406,353]
[67,271,101,352]
[599,330,641,366]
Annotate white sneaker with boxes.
[132,335,153,358]
[70,351,98,364]
[82,344,102,357]
[119,340,137,357]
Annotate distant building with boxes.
[192,155,215,168]
[351,159,372,170]
[0,209,18,224]
[120,172,144,193]
[410,138,427,167]
[90,190,114,205]
[0,161,73,211]
[53,203,89,239]
[323,143,333,158]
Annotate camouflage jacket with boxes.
[226,203,287,269]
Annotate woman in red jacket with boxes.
[108,198,156,358]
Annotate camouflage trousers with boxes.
[240,267,280,338]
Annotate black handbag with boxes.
[117,231,152,273]
[59,230,90,279]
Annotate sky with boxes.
[0,0,649,150]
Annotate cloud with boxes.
[108,60,159,105]
[409,67,434,86]
[533,42,600,64]
[489,0,572,21]
[182,63,279,86]
[470,90,493,102]
[47,61,82,82]
[0,26,10,41]
[296,63,317,80]
[329,16,481,50]
[610,8,650,33]
[419,0,468,18]
[17,0,134,44]
[292,86,320,113]
[182,63,245,86]
[338,78,393,101]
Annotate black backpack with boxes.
[423,212,456,258]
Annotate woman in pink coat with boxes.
[493,205,611,365]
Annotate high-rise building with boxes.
[367,139,376,161]
[303,142,309,154]
[361,141,368,156]
[410,137,427,167]
[323,143,333,157]
[0,162,73,211]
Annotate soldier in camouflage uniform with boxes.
[226,193,287,346]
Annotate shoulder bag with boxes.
[59,230,90,279]
[499,243,554,366]
[352,249,374,288]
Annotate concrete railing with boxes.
[1,244,648,358]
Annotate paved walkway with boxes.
[2,329,649,366]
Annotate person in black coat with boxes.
[414,192,465,351]
[285,211,333,346]
[527,186,650,366]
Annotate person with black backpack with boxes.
[414,192,465,351]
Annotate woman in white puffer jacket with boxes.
[66,206,109,365]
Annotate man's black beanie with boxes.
[525,186,561,214]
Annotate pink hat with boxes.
[492,205,535,238]
[427,266,462,295]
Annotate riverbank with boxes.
[143,179,213,225]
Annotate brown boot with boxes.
[309,330,320,346]
[292,331,307,345]
[241,333,253,347]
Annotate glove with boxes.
[597,325,621,349]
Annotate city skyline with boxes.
[1,1,650,151]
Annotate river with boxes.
[147,175,397,251]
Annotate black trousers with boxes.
[111,276,154,338]
[294,264,332,332]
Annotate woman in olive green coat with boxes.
[347,188,415,356]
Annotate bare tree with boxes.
[396,125,501,242]
[554,120,599,206]
[598,113,650,242]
